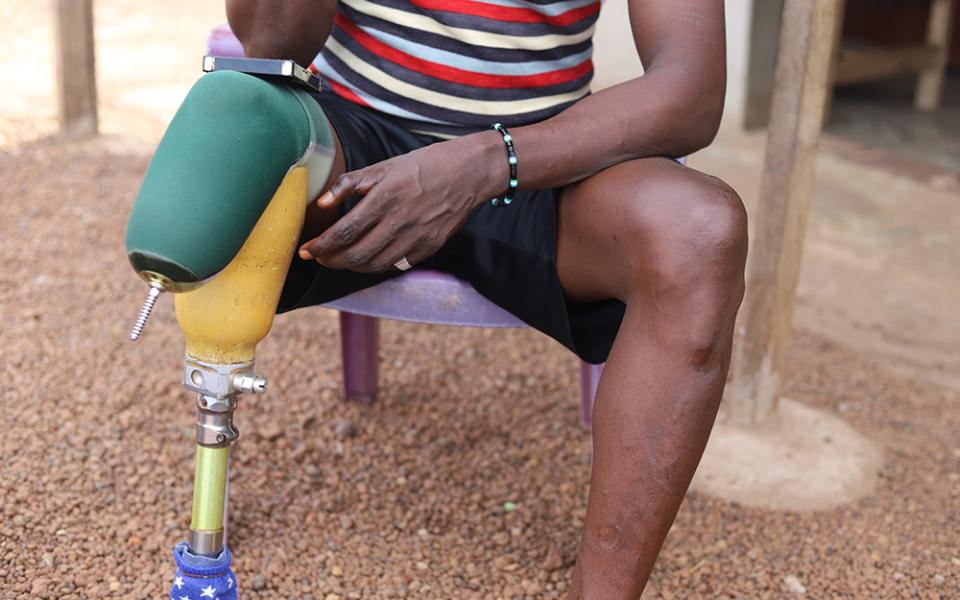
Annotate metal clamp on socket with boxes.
[183,359,268,401]
[183,359,268,448]
[195,406,239,448]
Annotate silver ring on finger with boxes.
[393,256,413,271]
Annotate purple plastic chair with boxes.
[322,271,604,429]
[207,24,603,429]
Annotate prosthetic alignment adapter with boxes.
[124,60,335,598]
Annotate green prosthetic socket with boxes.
[125,70,334,291]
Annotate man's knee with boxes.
[615,166,747,365]
[683,175,748,266]
[616,167,747,294]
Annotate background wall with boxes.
[592,1,643,88]
[592,0,753,125]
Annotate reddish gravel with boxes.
[1,139,958,599]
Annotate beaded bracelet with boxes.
[490,123,518,207]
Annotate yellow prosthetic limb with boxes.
[175,167,307,555]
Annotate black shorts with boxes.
[277,91,625,365]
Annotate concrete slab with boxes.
[691,398,883,511]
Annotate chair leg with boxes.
[578,361,604,430]
[339,311,379,404]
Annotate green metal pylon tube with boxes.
[190,445,231,554]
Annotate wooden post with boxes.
[725,0,840,426]
[916,0,956,111]
[821,0,847,125]
[54,0,98,137]
[743,0,784,130]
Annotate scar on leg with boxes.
[592,525,625,552]
[689,344,720,371]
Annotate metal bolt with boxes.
[216,433,226,444]
[129,283,163,341]
[232,374,268,395]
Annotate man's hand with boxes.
[298,132,507,272]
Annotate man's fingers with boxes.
[364,230,438,274]
[317,168,378,208]
[300,169,383,259]
[315,218,400,272]
[300,189,385,259]
[299,210,373,259]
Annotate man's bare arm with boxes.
[298,0,729,274]
[508,0,727,189]
[225,0,338,66]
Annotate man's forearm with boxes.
[503,67,724,192]
[496,0,726,192]
[226,0,337,65]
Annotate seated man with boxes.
[229,0,747,597]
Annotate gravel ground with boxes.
[0,137,957,599]
[3,1,959,597]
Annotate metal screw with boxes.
[129,283,163,341]
[216,434,226,444]
[232,374,269,395]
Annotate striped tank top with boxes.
[312,0,601,138]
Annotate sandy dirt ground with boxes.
[1,1,959,599]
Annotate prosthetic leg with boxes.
[124,66,334,598]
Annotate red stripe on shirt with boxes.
[327,78,370,106]
[408,0,599,27]
[336,14,592,89]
